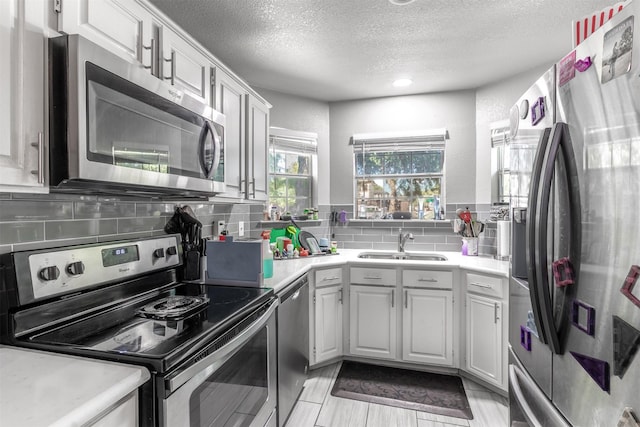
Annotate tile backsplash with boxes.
[0,192,265,254]
[329,203,498,256]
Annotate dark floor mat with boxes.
[331,361,473,420]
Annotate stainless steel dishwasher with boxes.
[277,274,309,427]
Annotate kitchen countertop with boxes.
[265,249,509,294]
[0,346,150,427]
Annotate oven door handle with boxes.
[165,298,278,394]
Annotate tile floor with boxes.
[285,362,509,427]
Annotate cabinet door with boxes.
[349,285,397,359]
[402,289,453,366]
[58,0,152,66]
[216,69,246,198]
[160,27,212,105]
[246,95,269,201]
[0,0,47,192]
[314,285,343,364]
[466,293,503,387]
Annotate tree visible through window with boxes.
[268,128,317,215]
[352,130,448,220]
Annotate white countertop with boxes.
[264,249,509,294]
[0,346,150,427]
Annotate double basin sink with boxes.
[357,251,448,261]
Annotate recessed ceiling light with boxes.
[392,78,413,87]
[389,0,416,5]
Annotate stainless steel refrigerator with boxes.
[508,3,640,426]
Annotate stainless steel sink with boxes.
[357,251,448,261]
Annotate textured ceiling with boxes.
[149,0,618,101]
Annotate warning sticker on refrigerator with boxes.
[602,16,634,83]
[559,51,576,86]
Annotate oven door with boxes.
[162,300,278,427]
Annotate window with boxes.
[352,129,448,220]
[268,127,317,215]
[490,123,511,204]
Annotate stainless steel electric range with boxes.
[0,234,278,427]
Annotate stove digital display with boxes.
[102,245,139,267]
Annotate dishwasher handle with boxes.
[281,275,309,303]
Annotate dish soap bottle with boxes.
[261,231,273,279]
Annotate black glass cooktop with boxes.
[25,283,274,372]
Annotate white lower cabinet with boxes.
[313,284,343,364]
[465,293,503,387]
[349,285,397,360]
[402,288,453,366]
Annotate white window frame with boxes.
[268,127,318,215]
[351,129,449,220]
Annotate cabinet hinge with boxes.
[210,72,216,86]
[313,347,316,355]
[54,0,62,13]
[313,295,316,304]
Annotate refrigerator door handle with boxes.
[534,122,581,355]
[509,363,571,427]
[526,127,552,345]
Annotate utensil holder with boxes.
[462,237,478,256]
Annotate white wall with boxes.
[254,88,331,205]
[474,62,554,204]
[328,91,477,205]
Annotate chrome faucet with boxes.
[398,228,414,252]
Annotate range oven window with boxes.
[189,328,268,426]
[85,62,224,183]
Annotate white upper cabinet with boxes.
[246,94,270,201]
[159,26,212,105]
[215,68,247,199]
[0,0,47,193]
[57,0,153,66]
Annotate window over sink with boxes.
[351,129,449,220]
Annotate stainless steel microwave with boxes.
[49,35,225,197]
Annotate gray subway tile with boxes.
[46,219,118,239]
[98,232,152,242]
[12,237,97,251]
[117,217,167,234]
[413,235,447,244]
[74,201,136,219]
[0,200,73,221]
[342,242,374,250]
[435,243,463,252]
[0,222,45,244]
[135,203,178,217]
[407,243,437,252]
[353,234,382,242]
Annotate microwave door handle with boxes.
[198,121,214,178]
[210,121,221,175]
[535,124,565,355]
[526,127,552,345]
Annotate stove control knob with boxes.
[66,261,85,276]
[39,265,60,281]
[166,246,178,256]
[153,248,165,259]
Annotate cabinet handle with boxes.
[164,50,176,86]
[418,278,437,283]
[250,178,256,197]
[470,282,492,289]
[364,276,381,280]
[30,132,44,184]
[322,276,340,281]
[494,303,499,324]
[391,290,395,308]
[404,290,408,309]
[142,38,157,75]
[339,289,343,304]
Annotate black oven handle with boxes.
[165,298,278,393]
